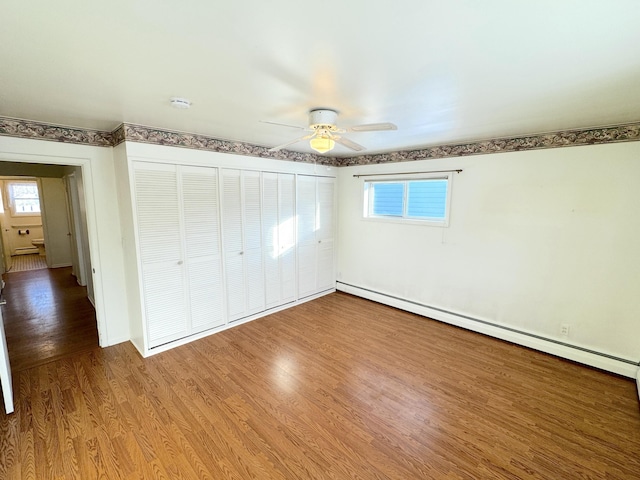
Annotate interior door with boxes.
[0,296,14,414]
[222,169,265,321]
[297,175,318,298]
[181,166,225,333]
[64,173,87,286]
[242,170,264,315]
[222,169,246,321]
[134,162,189,348]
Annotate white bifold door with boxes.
[297,175,336,299]
[222,169,266,321]
[133,162,225,348]
[262,172,296,309]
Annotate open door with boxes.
[0,286,13,414]
[64,173,87,286]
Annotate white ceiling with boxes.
[2,0,640,157]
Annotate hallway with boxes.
[1,267,98,372]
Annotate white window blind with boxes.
[364,175,451,226]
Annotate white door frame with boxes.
[0,300,13,414]
[0,152,107,349]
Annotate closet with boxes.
[297,175,335,299]
[133,162,224,348]
[128,157,336,355]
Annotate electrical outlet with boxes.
[560,324,570,336]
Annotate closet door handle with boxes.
[239,251,244,255]
[177,260,184,265]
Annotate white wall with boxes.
[0,136,130,347]
[337,142,640,376]
[113,143,143,352]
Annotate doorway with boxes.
[0,163,97,371]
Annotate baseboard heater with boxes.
[13,247,38,255]
[336,281,640,379]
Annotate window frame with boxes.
[6,180,42,217]
[362,172,452,227]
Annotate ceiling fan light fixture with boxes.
[310,135,335,154]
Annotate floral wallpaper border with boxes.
[0,117,113,147]
[2,116,640,166]
[116,123,330,165]
[336,123,640,166]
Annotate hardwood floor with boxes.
[1,292,639,479]
[1,267,98,372]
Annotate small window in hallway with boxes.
[7,180,41,216]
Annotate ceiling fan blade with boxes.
[348,122,397,132]
[334,136,365,152]
[260,120,307,130]
[268,133,314,152]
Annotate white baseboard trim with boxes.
[337,282,639,379]
[104,335,130,348]
[51,262,73,268]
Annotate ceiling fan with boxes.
[264,109,397,154]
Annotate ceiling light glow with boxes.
[310,135,335,154]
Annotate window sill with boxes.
[362,215,449,228]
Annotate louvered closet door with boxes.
[278,174,296,303]
[262,172,296,309]
[316,177,335,292]
[242,170,265,315]
[297,175,336,299]
[134,162,188,348]
[181,166,224,334]
[262,172,281,308]
[222,169,246,321]
[297,175,319,298]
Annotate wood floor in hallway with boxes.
[0,292,639,479]
[1,267,98,373]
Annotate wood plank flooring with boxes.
[1,267,98,372]
[1,292,639,479]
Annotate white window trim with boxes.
[361,172,452,227]
[6,180,42,217]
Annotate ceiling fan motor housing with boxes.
[309,109,338,131]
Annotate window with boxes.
[8,181,41,216]
[363,175,451,226]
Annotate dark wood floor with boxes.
[0,292,639,479]
[2,267,98,372]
